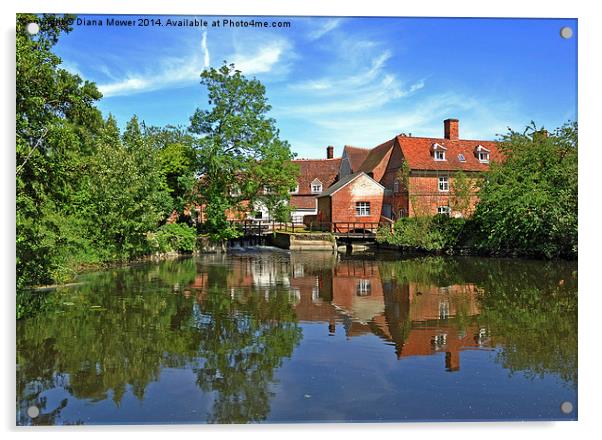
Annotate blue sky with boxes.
[54,15,577,159]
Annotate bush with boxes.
[148,223,197,253]
[473,122,577,258]
[377,215,468,252]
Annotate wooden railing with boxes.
[227,220,392,238]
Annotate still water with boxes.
[16,249,577,425]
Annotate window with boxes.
[439,301,450,319]
[393,179,400,193]
[438,176,449,192]
[356,279,372,296]
[254,211,263,219]
[290,184,299,194]
[431,143,447,161]
[475,145,491,163]
[437,206,451,216]
[356,202,370,216]
[458,153,466,162]
[311,179,323,193]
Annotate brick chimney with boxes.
[326,145,334,159]
[444,118,459,140]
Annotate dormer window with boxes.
[290,184,299,194]
[311,179,323,193]
[431,143,447,161]
[475,145,491,163]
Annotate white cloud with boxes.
[291,51,392,93]
[98,33,211,97]
[281,50,425,117]
[201,31,210,68]
[308,18,343,40]
[230,39,290,75]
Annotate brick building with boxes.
[296,118,500,222]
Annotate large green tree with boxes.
[474,121,578,258]
[189,63,298,240]
[16,14,104,289]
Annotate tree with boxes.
[474,121,577,258]
[84,115,171,260]
[16,14,104,290]
[189,63,298,241]
[145,125,198,213]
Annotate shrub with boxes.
[148,223,197,253]
[377,215,468,252]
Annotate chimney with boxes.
[444,118,459,140]
[326,145,334,159]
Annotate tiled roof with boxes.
[318,172,384,198]
[358,138,395,181]
[292,157,341,195]
[290,195,317,209]
[343,145,371,173]
[395,136,500,172]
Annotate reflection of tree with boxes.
[16,258,201,424]
[17,256,302,425]
[477,274,577,387]
[193,265,302,423]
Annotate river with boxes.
[16,248,577,424]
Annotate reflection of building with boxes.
[292,258,487,371]
[186,254,488,371]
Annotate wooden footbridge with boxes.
[228,220,392,242]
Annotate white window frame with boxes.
[457,153,466,162]
[311,179,323,193]
[290,184,299,194]
[356,279,372,296]
[478,151,490,163]
[438,176,449,192]
[355,201,371,217]
[432,143,447,161]
[437,206,451,216]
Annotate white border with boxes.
[2,1,599,439]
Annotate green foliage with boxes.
[146,125,198,212]
[450,171,474,218]
[189,63,299,240]
[377,215,466,252]
[17,257,301,424]
[16,14,186,311]
[16,14,104,291]
[473,121,578,258]
[148,223,197,253]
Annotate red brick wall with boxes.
[407,174,480,217]
[329,175,384,227]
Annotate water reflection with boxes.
[16,251,577,424]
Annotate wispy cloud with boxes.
[291,51,392,93]
[98,35,209,97]
[201,31,210,68]
[308,18,343,40]
[230,39,291,75]
[282,50,425,116]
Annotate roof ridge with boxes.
[396,134,498,143]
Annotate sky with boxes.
[53,15,577,159]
